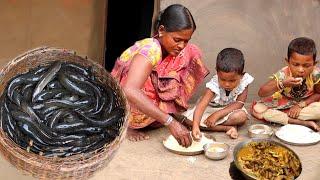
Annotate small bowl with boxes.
[203,142,229,160]
[248,124,273,139]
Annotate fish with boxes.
[1,61,124,157]
[33,89,67,102]
[62,62,90,77]
[44,99,91,109]
[52,122,86,133]
[77,107,124,128]
[7,73,45,102]
[47,109,69,128]
[58,73,93,96]
[46,80,63,89]
[32,61,62,102]
[21,101,41,124]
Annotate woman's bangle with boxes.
[164,115,174,126]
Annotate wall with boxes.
[0,0,106,67]
[161,0,320,102]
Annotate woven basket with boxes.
[0,47,129,179]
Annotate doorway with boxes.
[104,0,155,71]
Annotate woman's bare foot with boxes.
[305,121,320,132]
[226,127,238,139]
[127,128,150,141]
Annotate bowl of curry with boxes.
[233,139,302,180]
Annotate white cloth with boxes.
[261,102,320,124]
[205,73,254,106]
[183,105,248,126]
[299,102,320,120]
[262,109,289,125]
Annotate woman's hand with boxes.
[168,120,192,147]
[288,105,301,118]
[192,126,202,141]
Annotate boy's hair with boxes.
[287,37,317,61]
[216,48,245,74]
[154,4,196,33]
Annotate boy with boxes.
[251,37,320,131]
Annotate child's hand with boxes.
[192,127,202,141]
[288,105,302,118]
[283,77,303,87]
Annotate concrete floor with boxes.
[0,115,319,180]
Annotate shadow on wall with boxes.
[161,0,320,103]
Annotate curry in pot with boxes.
[237,142,301,180]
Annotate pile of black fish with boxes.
[0,61,125,157]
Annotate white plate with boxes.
[275,124,320,146]
[163,133,215,155]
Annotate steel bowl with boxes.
[233,139,302,180]
[248,124,273,139]
[203,142,229,160]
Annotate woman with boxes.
[111,4,209,147]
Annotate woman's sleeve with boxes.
[137,39,162,66]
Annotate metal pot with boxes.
[233,139,302,180]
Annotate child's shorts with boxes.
[182,105,248,127]
[252,101,320,125]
